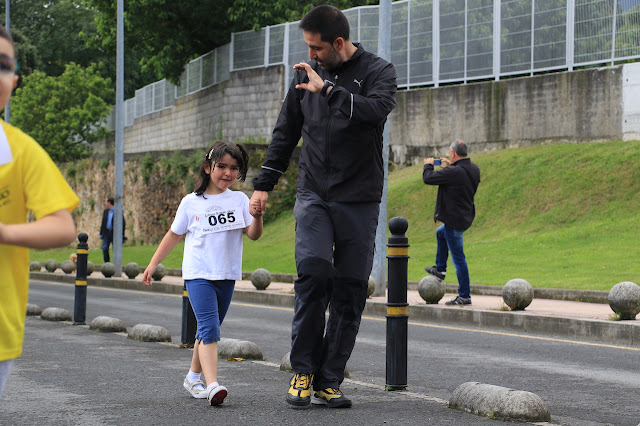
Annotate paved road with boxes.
[3,280,640,425]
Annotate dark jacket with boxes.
[422,158,481,231]
[253,43,397,202]
[100,208,125,239]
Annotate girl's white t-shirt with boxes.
[171,190,253,280]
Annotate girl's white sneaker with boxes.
[207,384,228,406]
[183,376,208,399]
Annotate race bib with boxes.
[200,208,246,235]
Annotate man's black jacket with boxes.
[100,208,126,239]
[253,43,397,202]
[422,158,481,231]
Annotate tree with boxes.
[0,0,102,76]
[1,0,156,98]
[85,0,379,84]
[11,63,113,162]
[8,27,42,79]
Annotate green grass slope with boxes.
[385,141,640,290]
[32,141,640,291]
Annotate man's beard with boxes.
[319,47,343,72]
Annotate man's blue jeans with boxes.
[435,224,470,299]
[101,231,113,263]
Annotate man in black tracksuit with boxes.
[250,5,396,409]
[422,140,481,305]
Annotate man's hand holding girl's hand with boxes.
[250,199,264,218]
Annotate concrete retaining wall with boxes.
[102,63,637,165]
[389,65,627,164]
[99,66,285,154]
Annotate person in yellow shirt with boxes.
[0,26,79,399]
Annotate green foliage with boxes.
[85,0,381,83]
[0,0,155,98]
[73,202,85,216]
[235,135,271,146]
[99,158,110,169]
[188,150,205,173]
[8,28,41,79]
[140,153,156,184]
[0,0,100,77]
[157,150,193,186]
[65,163,77,180]
[11,63,113,162]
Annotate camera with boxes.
[433,159,442,166]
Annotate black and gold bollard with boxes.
[181,283,197,346]
[73,233,89,325]
[386,217,409,391]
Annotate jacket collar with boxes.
[314,43,364,75]
[0,121,12,166]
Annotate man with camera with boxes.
[423,140,481,305]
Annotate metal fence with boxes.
[108,0,640,130]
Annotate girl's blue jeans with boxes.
[184,279,235,344]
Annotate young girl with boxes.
[0,26,79,400]
[142,140,263,406]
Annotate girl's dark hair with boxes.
[193,140,249,196]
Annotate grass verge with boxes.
[31,141,640,292]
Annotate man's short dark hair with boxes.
[451,140,468,157]
[107,197,114,205]
[299,5,350,44]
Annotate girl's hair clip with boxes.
[206,148,215,160]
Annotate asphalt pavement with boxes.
[3,274,639,425]
[2,314,533,426]
[28,270,640,346]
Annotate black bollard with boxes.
[73,233,89,325]
[181,283,197,346]
[386,217,409,391]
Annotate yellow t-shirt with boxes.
[0,120,79,362]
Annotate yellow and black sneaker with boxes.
[286,373,314,406]
[311,388,352,408]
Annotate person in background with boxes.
[99,196,125,263]
[423,139,481,306]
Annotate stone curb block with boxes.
[90,316,127,333]
[40,307,72,322]
[127,324,171,342]
[359,301,640,347]
[29,271,610,302]
[29,272,183,295]
[26,304,42,316]
[218,337,263,360]
[449,382,551,422]
[236,272,612,304]
[29,272,640,346]
[279,352,291,372]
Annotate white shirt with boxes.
[171,190,253,280]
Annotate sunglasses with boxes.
[0,54,18,74]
